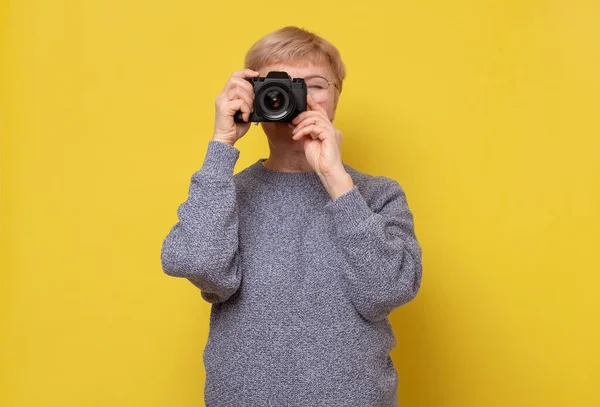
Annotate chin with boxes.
[261,122,296,141]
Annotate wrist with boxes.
[211,135,236,147]
[320,170,354,200]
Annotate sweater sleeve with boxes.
[161,141,242,304]
[324,180,422,322]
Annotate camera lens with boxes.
[257,85,294,121]
[264,90,284,111]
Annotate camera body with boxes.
[234,71,307,123]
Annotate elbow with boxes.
[161,238,242,302]
[355,282,420,323]
[160,245,219,279]
[161,244,175,276]
[398,255,423,305]
[396,252,423,307]
[160,234,221,278]
[160,239,184,277]
[160,239,203,278]
[161,253,180,277]
[397,275,421,307]
[394,243,423,305]
[354,253,423,323]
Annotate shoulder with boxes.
[233,162,259,186]
[233,165,252,181]
[232,161,273,198]
[344,164,404,194]
[344,165,408,210]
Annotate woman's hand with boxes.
[212,69,260,146]
[291,94,354,199]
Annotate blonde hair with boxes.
[245,26,347,94]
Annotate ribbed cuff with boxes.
[200,141,240,180]
[324,187,374,232]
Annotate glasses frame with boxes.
[301,75,339,91]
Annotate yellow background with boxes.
[1,0,599,406]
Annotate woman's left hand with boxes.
[291,94,354,199]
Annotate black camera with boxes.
[234,71,307,123]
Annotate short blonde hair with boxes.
[245,26,347,94]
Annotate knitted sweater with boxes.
[161,141,422,407]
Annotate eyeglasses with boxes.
[303,76,338,93]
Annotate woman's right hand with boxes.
[212,69,260,146]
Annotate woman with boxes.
[161,26,422,407]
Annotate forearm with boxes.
[325,186,423,321]
[161,141,243,302]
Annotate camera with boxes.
[234,71,307,123]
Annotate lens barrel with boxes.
[257,85,295,121]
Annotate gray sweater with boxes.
[161,141,422,407]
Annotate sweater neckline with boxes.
[246,159,323,187]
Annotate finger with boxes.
[303,137,313,151]
[291,124,325,140]
[292,117,327,134]
[221,99,252,122]
[224,76,255,95]
[292,110,327,125]
[307,93,326,113]
[227,88,254,113]
[231,69,260,79]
